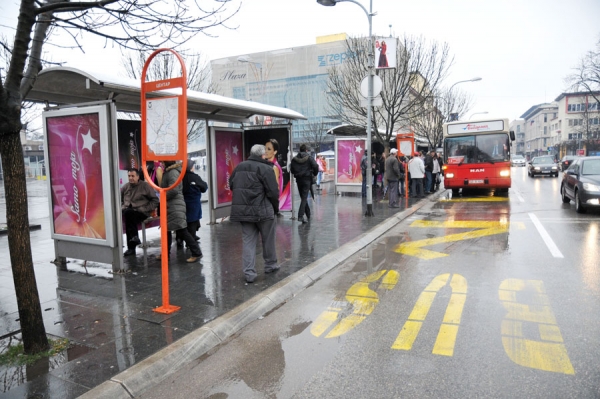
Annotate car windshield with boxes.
[582,159,600,175]
[532,156,554,165]
[513,155,524,160]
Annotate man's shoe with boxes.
[265,266,280,274]
[123,249,136,256]
[186,256,200,263]
[129,236,141,246]
[299,217,308,224]
[245,277,255,283]
[176,238,184,248]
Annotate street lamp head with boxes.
[470,77,482,82]
[317,0,337,6]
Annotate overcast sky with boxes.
[2,0,599,122]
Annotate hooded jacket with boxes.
[161,163,188,231]
[229,155,279,222]
[290,151,318,180]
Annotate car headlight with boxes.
[583,183,600,192]
[534,167,540,171]
[446,173,454,178]
[500,170,510,177]
[552,166,557,170]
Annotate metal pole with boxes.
[365,0,374,216]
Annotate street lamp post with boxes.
[317,0,376,216]
[447,77,482,121]
[469,111,488,119]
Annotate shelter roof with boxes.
[27,67,306,123]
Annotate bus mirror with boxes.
[509,130,516,141]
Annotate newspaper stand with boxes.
[396,133,415,199]
[140,49,188,314]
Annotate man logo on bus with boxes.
[470,169,485,172]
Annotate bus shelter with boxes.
[27,67,306,272]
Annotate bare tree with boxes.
[568,39,600,104]
[121,49,217,142]
[326,34,453,152]
[0,0,239,355]
[409,88,472,150]
[303,117,332,153]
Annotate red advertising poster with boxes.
[214,130,243,205]
[336,139,366,184]
[46,113,106,239]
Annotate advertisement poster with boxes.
[243,127,292,211]
[46,112,107,240]
[336,139,366,184]
[117,119,141,188]
[375,37,397,70]
[215,130,243,206]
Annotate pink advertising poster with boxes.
[214,130,243,205]
[46,112,107,240]
[336,139,366,184]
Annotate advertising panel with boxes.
[243,127,292,211]
[117,119,142,188]
[375,37,397,70]
[212,129,244,207]
[335,138,366,185]
[44,105,114,246]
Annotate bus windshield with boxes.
[445,133,510,165]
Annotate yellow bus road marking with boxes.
[311,270,400,338]
[392,274,467,357]
[394,221,524,260]
[440,197,510,202]
[499,279,575,375]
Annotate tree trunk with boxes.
[0,131,49,354]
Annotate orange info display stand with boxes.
[140,49,188,314]
[396,133,415,199]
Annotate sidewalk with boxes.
[0,178,439,398]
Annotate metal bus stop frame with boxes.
[28,67,306,272]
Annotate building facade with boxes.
[210,35,351,147]
[520,103,559,160]
[509,119,525,155]
[554,92,600,156]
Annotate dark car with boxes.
[560,155,581,171]
[528,155,559,178]
[560,156,600,213]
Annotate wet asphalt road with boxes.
[140,167,600,399]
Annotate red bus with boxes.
[442,118,516,195]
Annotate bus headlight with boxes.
[446,173,454,178]
[499,170,510,177]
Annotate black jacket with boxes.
[290,152,318,180]
[424,154,434,172]
[229,155,279,222]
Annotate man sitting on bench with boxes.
[121,168,159,256]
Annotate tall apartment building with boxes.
[210,34,350,146]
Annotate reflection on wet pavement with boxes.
[0,180,427,397]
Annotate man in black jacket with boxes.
[290,144,319,223]
[230,144,280,283]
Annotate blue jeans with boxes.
[425,171,433,192]
[317,171,323,186]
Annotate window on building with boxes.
[544,114,547,122]
[580,119,584,125]
[544,126,547,134]
[569,119,573,126]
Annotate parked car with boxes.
[560,156,600,213]
[528,155,559,177]
[560,155,581,171]
[511,154,526,167]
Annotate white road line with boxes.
[511,188,525,202]
[528,213,564,258]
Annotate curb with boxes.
[79,191,446,398]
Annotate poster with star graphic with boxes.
[214,129,243,206]
[43,105,114,245]
[336,138,366,184]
